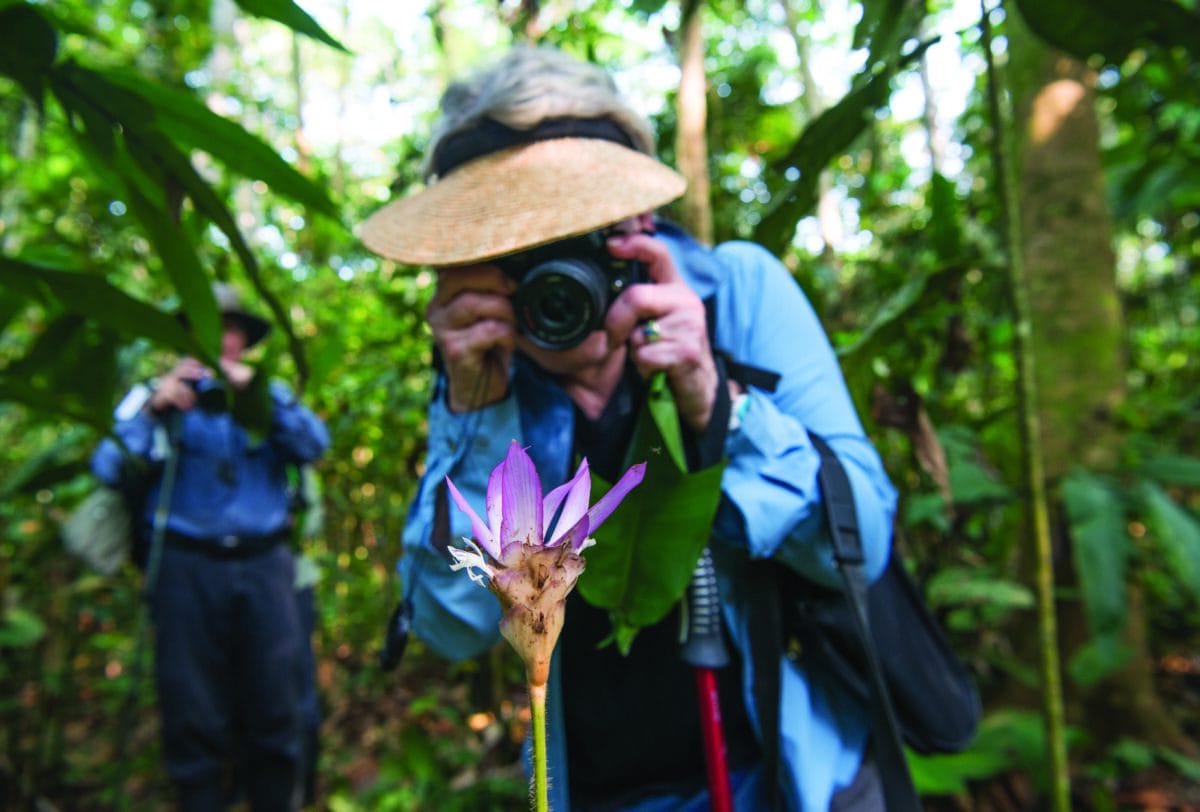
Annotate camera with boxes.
[498,229,645,351]
[188,378,228,412]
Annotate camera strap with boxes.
[114,410,182,810]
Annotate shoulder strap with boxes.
[808,433,920,812]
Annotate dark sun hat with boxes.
[359,118,687,266]
[212,282,272,348]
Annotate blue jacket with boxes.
[92,379,329,541]
[399,223,897,811]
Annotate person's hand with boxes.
[148,357,209,413]
[218,357,255,390]
[426,264,519,413]
[604,232,719,432]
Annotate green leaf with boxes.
[233,0,350,53]
[837,273,928,358]
[754,39,934,255]
[0,256,201,354]
[578,398,725,652]
[928,171,965,261]
[1138,480,1200,599]
[1012,0,1200,64]
[1067,634,1132,687]
[48,67,222,355]
[0,606,46,648]
[1138,453,1200,488]
[231,371,274,436]
[1,314,121,424]
[103,70,339,219]
[1062,469,1130,637]
[925,567,1035,613]
[0,4,57,107]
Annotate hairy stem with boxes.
[530,681,548,812]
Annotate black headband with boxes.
[431,116,636,178]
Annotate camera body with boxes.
[498,229,644,351]
[188,378,229,412]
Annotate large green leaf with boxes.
[1013,0,1200,65]
[0,315,119,429]
[1138,480,1200,599]
[233,0,350,53]
[578,378,725,653]
[0,256,200,354]
[1061,469,1130,637]
[0,4,56,107]
[48,65,222,355]
[103,70,339,219]
[52,63,309,378]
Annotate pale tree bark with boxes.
[675,0,712,245]
[778,0,843,258]
[1006,1,1195,771]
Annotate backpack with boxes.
[712,299,979,811]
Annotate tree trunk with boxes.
[675,0,712,245]
[1007,7,1193,756]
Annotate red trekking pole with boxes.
[682,547,734,812]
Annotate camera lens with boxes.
[512,257,609,350]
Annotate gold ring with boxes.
[642,319,662,343]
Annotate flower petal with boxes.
[485,462,504,541]
[586,462,646,535]
[499,440,544,554]
[552,513,591,552]
[445,476,499,560]
[546,459,592,547]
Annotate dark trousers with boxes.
[152,543,303,811]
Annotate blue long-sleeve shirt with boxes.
[398,222,898,811]
[92,379,329,541]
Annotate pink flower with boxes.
[446,440,645,686]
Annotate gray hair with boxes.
[424,46,657,180]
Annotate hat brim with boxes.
[359,138,687,266]
[228,312,271,348]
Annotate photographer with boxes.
[91,282,329,811]
[363,46,897,811]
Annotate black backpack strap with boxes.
[808,432,920,812]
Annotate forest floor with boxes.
[11,644,1200,810]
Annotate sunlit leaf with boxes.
[233,0,350,52]
[0,606,47,648]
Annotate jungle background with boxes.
[2,0,1199,809]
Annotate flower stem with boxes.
[529,681,549,812]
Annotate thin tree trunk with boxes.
[675,0,712,245]
[986,5,1069,806]
[779,0,843,257]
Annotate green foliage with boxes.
[2,0,1200,807]
[580,376,725,652]
[1062,469,1131,639]
[1012,0,1200,65]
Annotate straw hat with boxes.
[359,137,687,266]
